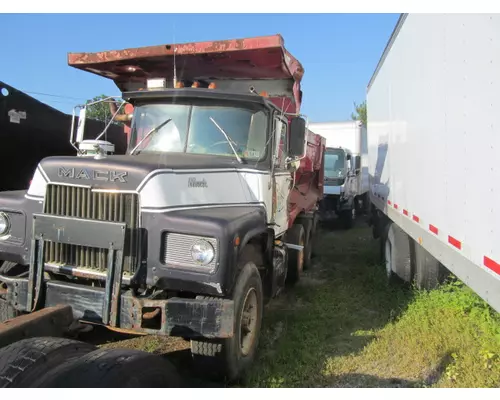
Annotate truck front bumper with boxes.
[1,213,234,339]
[2,276,234,338]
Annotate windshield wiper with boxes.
[209,117,243,164]
[130,118,172,155]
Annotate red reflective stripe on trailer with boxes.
[403,209,409,216]
[448,236,462,250]
[484,256,500,275]
[394,204,399,209]
[429,224,439,235]
[388,200,392,206]
[413,215,420,223]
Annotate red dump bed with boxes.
[68,34,304,114]
[68,35,324,218]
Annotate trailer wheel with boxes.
[285,224,306,284]
[0,337,96,388]
[35,347,183,388]
[410,239,449,290]
[381,222,413,284]
[191,260,263,382]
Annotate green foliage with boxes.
[351,100,367,126]
[85,94,124,125]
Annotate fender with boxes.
[140,205,268,298]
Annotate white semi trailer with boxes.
[368,13,500,312]
[309,121,369,228]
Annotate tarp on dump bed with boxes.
[68,34,304,114]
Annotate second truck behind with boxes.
[309,120,368,228]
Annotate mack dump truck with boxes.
[0,34,326,386]
[368,14,500,314]
[309,120,369,228]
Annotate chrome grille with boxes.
[43,184,140,276]
[164,233,218,271]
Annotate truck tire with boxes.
[0,337,96,388]
[298,216,314,270]
[339,204,355,229]
[410,239,449,290]
[381,222,413,284]
[191,261,263,382]
[310,211,320,258]
[35,347,183,388]
[285,224,306,284]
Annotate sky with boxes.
[0,13,399,123]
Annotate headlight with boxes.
[191,240,215,266]
[0,212,10,236]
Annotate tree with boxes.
[351,100,367,126]
[85,94,125,125]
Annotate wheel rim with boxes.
[385,238,392,278]
[239,287,258,356]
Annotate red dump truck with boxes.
[0,34,326,386]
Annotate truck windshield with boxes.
[324,149,346,178]
[129,103,268,161]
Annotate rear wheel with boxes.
[191,259,263,382]
[310,211,320,258]
[410,239,449,290]
[299,217,314,270]
[381,222,412,285]
[285,224,305,284]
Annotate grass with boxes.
[95,222,500,388]
[242,224,500,388]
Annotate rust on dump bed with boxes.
[67,34,304,91]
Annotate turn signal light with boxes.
[260,91,269,97]
[208,82,217,89]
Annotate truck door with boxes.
[346,154,357,199]
[272,116,291,236]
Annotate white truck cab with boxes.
[309,120,369,228]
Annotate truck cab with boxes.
[0,35,326,381]
[309,120,368,229]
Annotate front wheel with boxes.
[191,260,263,382]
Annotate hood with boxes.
[37,153,263,192]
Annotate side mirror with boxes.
[289,117,306,158]
[75,107,87,144]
